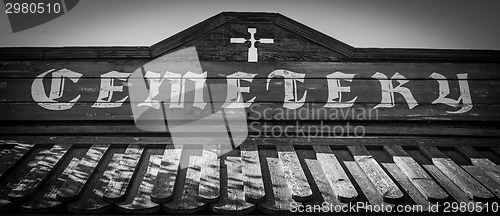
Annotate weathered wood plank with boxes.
[276,145,313,201]
[0,147,52,212]
[456,146,500,185]
[0,143,34,179]
[4,136,500,147]
[241,143,265,203]
[2,103,500,121]
[382,163,429,211]
[3,77,499,104]
[3,122,499,137]
[420,146,494,201]
[104,145,145,202]
[348,145,404,203]
[258,157,294,214]
[210,156,255,214]
[344,161,394,208]
[8,144,72,202]
[151,145,182,203]
[383,146,448,202]
[20,153,83,212]
[423,165,472,203]
[66,152,123,213]
[199,145,221,203]
[57,144,110,201]
[116,155,161,214]
[304,158,343,206]
[313,145,358,202]
[163,155,207,214]
[462,165,500,198]
[2,61,500,79]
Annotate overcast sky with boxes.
[0,0,499,49]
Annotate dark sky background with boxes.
[0,0,499,49]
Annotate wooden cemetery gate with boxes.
[0,12,500,215]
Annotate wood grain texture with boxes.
[198,145,221,203]
[210,156,255,214]
[3,77,499,103]
[276,145,313,201]
[0,147,54,212]
[20,153,83,212]
[461,165,500,198]
[241,143,265,203]
[313,145,358,202]
[66,152,123,214]
[163,155,207,214]
[103,145,145,202]
[2,103,499,121]
[420,146,494,201]
[57,144,109,201]
[348,145,404,203]
[382,163,429,212]
[304,158,343,206]
[423,164,473,203]
[151,145,182,203]
[456,146,500,185]
[384,146,448,202]
[2,61,499,79]
[8,144,72,202]
[116,155,162,214]
[0,143,34,179]
[344,161,394,208]
[258,157,294,214]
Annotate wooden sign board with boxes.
[1,12,499,123]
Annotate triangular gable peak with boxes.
[150,12,354,62]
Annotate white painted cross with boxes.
[230,28,274,62]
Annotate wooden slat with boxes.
[104,145,144,202]
[0,147,52,211]
[199,145,221,203]
[462,165,500,198]
[58,144,109,201]
[258,157,294,214]
[423,165,473,203]
[163,156,207,214]
[5,136,500,147]
[0,143,34,179]
[456,146,500,185]
[151,145,182,203]
[241,143,265,203]
[2,103,500,121]
[420,146,494,201]
[20,154,82,212]
[8,144,72,202]
[313,146,358,202]
[348,145,404,203]
[67,153,123,213]
[344,161,394,208]
[304,158,343,205]
[382,163,429,212]
[3,121,500,138]
[211,156,255,214]
[276,145,312,201]
[116,155,161,214]
[384,146,448,202]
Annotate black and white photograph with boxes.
[0,0,499,215]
